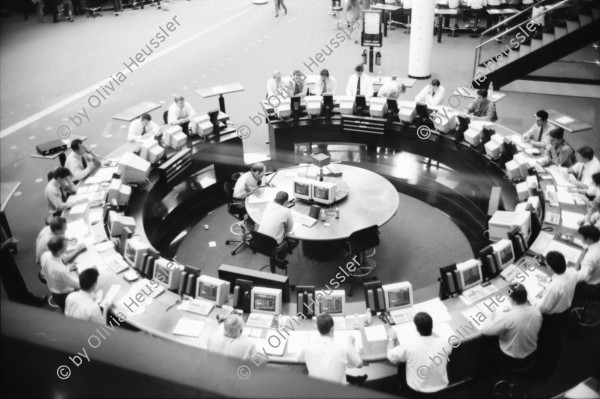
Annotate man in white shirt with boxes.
[387,312,452,394]
[377,76,406,100]
[258,191,294,245]
[64,139,99,183]
[167,95,196,136]
[287,70,307,98]
[41,236,80,310]
[36,216,85,265]
[314,69,337,96]
[207,315,258,361]
[468,0,487,9]
[569,147,600,190]
[65,268,107,325]
[298,313,363,384]
[233,163,266,200]
[521,110,555,148]
[44,167,82,216]
[482,282,542,366]
[576,225,600,296]
[128,113,160,142]
[414,79,445,107]
[346,64,374,98]
[267,71,285,101]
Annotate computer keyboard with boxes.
[389,308,416,325]
[91,222,108,244]
[186,298,215,316]
[106,257,129,274]
[292,211,317,227]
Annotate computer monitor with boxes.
[297,285,316,318]
[124,237,150,270]
[291,95,302,119]
[491,239,515,271]
[312,181,337,205]
[456,259,483,291]
[316,290,346,315]
[293,178,313,201]
[217,264,291,303]
[363,281,385,314]
[232,278,254,313]
[485,139,502,159]
[108,211,136,238]
[153,258,183,291]
[455,114,471,142]
[195,275,230,306]
[208,109,220,135]
[416,102,429,118]
[386,99,399,122]
[382,281,413,312]
[118,152,151,184]
[354,95,367,115]
[251,287,283,315]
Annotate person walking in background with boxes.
[32,0,45,22]
[346,0,362,43]
[275,0,287,17]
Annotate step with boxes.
[542,32,555,46]
[579,13,593,26]
[566,19,580,33]
[592,8,599,20]
[531,38,543,51]
[519,44,531,56]
[554,26,567,39]
[507,49,519,63]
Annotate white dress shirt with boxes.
[346,73,374,98]
[65,291,105,325]
[44,179,68,214]
[387,334,452,393]
[532,268,584,314]
[469,0,487,9]
[531,5,546,25]
[580,241,600,285]
[36,226,53,264]
[65,151,94,182]
[207,334,258,361]
[482,304,542,359]
[415,85,446,107]
[572,158,600,188]
[267,78,285,98]
[258,202,294,245]
[41,252,80,294]
[127,119,160,142]
[314,77,338,96]
[522,121,554,145]
[167,102,196,125]
[298,335,362,385]
[377,81,403,100]
[232,171,260,199]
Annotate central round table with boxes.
[246,164,399,259]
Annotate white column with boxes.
[408,0,435,79]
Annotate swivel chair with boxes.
[346,225,380,296]
[223,181,251,255]
[466,7,487,37]
[570,289,600,343]
[492,353,536,399]
[250,230,289,275]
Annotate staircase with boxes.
[471,0,600,90]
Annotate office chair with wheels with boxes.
[493,353,536,399]
[223,181,251,255]
[569,289,600,343]
[466,8,486,37]
[346,225,380,296]
[250,230,289,275]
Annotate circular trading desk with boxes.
[245,164,399,258]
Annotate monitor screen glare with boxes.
[462,266,481,287]
[388,288,411,309]
[254,294,277,312]
[199,282,217,302]
[320,295,342,314]
[313,186,329,201]
[295,182,310,196]
[499,246,513,265]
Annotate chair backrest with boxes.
[250,230,279,258]
[349,225,380,253]
[58,152,67,167]
[223,181,234,202]
[163,110,169,124]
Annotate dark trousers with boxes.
[536,312,567,379]
[0,248,42,306]
[52,292,69,310]
[73,0,83,14]
[47,0,58,22]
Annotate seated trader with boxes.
[207,315,258,361]
[257,191,297,256]
[298,313,363,384]
[288,70,307,98]
[414,79,445,107]
[387,312,451,395]
[346,64,374,98]
[482,282,542,367]
[127,113,160,142]
[65,139,100,184]
[36,216,86,265]
[575,172,600,199]
[378,76,406,100]
[267,71,285,100]
[314,69,337,96]
[466,89,498,122]
[576,225,600,296]
[543,128,574,168]
[521,110,555,148]
[41,236,80,310]
[44,167,82,216]
[167,95,196,136]
[568,146,600,191]
[65,268,107,325]
[233,163,266,200]
[579,195,600,228]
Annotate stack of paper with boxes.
[561,210,583,230]
[364,325,388,342]
[245,313,274,329]
[459,284,499,305]
[172,318,206,337]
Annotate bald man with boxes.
[207,315,258,360]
